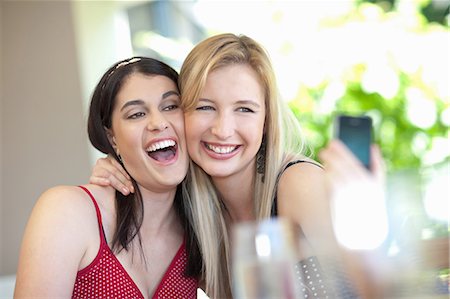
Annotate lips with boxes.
[204,142,238,154]
[202,142,240,159]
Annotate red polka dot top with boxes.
[72,186,199,299]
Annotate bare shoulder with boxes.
[14,186,102,297]
[35,185,95,215]
[277,161,337,253]
[278,161,326,195]
[22,185,101,261]
[39,185,87,201]
[277,160,329,222]
[29,185,107,240]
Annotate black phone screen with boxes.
[335,115,372,168]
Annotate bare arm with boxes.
[14,186,94,298]
[89,155,134,195]
[277,140,386,251]
[277,162,336,256]
[276,145,388,298]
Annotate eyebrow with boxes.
[198,98,261,109]
[120,90,180,112]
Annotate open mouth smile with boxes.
[146,139,177,162]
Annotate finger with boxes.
[107,155,131,180]
[107,160,134,193]
[91,168,131,195]
[89,177,111,187]
[106,156,134,193]
[370,145,386,183]
[91,162,133,195]
[332,140,368,169]
[95,158,133,190]
[107,175,132,196]
[319,146,351,187]
[91,157,112,177]
[321,140,368,181]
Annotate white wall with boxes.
[0,0,136,277]
[0,0,4,273]
[71,0,133,165]
[0,1,91,275]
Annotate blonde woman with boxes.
[91,34,382,298]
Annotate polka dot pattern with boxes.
[72,242,198,299]
[72,186,198,299]
[295,256,331,299]
[72,247,143,299]
[153,246,198,299]
[295,256,361,299]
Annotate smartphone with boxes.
[334,115,372,169]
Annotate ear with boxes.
[105,127,117,150]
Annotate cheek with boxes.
[246,118,266,152]
[184,124,197,154]
[172,115,186,137]
[247,123,265,148]
[250,114,266,137]
[115,132,139,159]
[184,114,202,139]
[184,115,204,155]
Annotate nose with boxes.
[211,112,234,140]
[147,111,169,131]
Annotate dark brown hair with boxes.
[87,57,201,277]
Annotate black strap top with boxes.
[271,160,322,217]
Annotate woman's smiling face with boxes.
[109,73,188,192]
[184,64,266,179]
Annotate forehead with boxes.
[116,73,177,103]
[204,64,263,97]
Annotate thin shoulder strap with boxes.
[77,185,107,245]
[271,160,323,217]
[282,159,323,173]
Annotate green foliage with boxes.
[287,3,449,174]
[290,70,449,173]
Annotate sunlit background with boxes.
[125,0,449,295]
[122,0,449,240]
[1,0,448,297]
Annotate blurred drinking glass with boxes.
[231,218,303,299]
[232,218,333,299]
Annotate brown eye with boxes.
[127,112,145,119]
[163,104,179,111]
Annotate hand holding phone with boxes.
[334,115,372,169]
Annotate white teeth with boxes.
[206,143,237,154]
[146,140,175,152]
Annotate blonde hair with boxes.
[180,33,312,298]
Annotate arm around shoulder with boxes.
[14,186,95,298]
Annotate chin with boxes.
[202,167,233,178]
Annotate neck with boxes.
[212,168,256,224]
[138,187,181,237]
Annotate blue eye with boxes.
[196,105,215,111]
[237,107,254,113]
